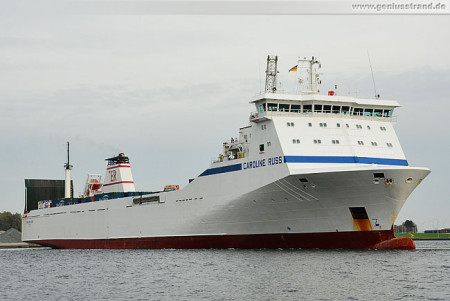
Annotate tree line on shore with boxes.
[0,211,21,232]
[394,220,418,233]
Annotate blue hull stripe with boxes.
[199,156,408,177]
[284,156,408,166]
[199,163,242,177]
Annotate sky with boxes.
[0,1,449,231]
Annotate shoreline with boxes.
[412,238,450,241]
[0,242,44,249]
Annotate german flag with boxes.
[289,65,298,72]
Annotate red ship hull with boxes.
[32,229,414,250]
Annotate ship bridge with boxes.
[249,93,400,123]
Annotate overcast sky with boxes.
[0,1,449,231]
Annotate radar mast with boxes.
[264,55,278,93]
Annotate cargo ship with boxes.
[22,55,430,249]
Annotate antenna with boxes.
[64,141,72,170]
[367,50,380,99]
[64,141,72,198]
[259,60,262,94]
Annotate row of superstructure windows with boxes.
[286,121,388,131]
[258,102,393,117]
[292,139,394,147]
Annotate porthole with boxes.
[405,177,413,184]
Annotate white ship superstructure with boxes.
[22,55,429,249]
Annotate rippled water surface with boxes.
[1,240,449,300]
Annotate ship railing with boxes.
[250,110,396,122]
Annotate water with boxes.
[1,241,449,300]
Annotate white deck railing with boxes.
[250,110,396,122]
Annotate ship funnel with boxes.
[103,153,136,193]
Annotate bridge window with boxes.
[267,103,278,111]
[364,109,373,117]
[323,105,332,113]
[374,109,383,117]
[314,105,322,113]
[257,104,265,113]
[383,110,393,117]
[353,108,364,116]
[303,105,312,113]
[291,104,301,112]
[279,104,290,112]
[332,106,341,113]
[342,106,350,114]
